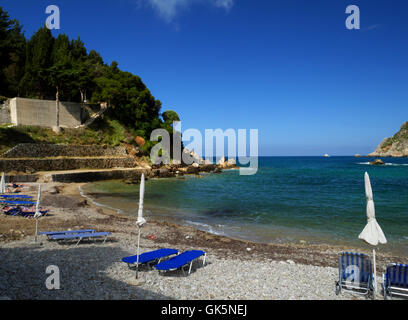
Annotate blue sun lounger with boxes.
[49,232,111,245]
[122,248,179,269]
[18,210,49,218]
[39,229,95,238]
[0,195,33,199]
[0,200,35,205]
[335,251,374,299]
[383,263,408,299]
[154,250,206,276]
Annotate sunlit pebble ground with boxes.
[0,232,386,300]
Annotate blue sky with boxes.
[2,0,408,156]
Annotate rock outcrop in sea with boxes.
[369,159,385,166]
[369,121,408,157]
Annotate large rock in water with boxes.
[369,159,385,165]
[369,121,408,157]
[186,165,200,174]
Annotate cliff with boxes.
[369,121,408,157]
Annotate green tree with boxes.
[0,9,182,156]
[20,26,54,98]
[70,37,90,102]
[48,34,74,126]
[0,6,26,96]
[162,110,180,123]
[161,110,181,158]
[49,34,73,99]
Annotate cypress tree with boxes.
[21,26,54,99]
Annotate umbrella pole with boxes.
[35,217,38,243]
[372,248,377,294]
[136,226,141,279]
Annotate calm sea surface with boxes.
[81,157,408,255]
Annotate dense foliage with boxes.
[0,6,179,151]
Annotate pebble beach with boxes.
[0,182,406,300]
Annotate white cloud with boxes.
[145,0,235,22]
[365,24,381,30]
[214,0,234,11]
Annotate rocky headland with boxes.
[369,121,408,157]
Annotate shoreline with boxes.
[1,181,407,300]
[76,181,408,266]
[80,178,408,258]
[3,180,406,267]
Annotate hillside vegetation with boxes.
[0,110,142,155]
[369,121,408,157]
[0,6,179,156]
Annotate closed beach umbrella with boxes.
[34,184,42,243]
[135,174,146,279]
[137,173,147,227]
[34,184,42,218]
[358,172,387,293]
[0,172,5,194]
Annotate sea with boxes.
[81,156,408,256]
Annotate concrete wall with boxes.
[0,100,11,124]
[9,97,84,128]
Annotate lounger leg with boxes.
[103,235,107,244]
[188,261,193,275]
[203,254,206,267]
[76,237,82,246]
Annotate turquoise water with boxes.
[82,157,408,255]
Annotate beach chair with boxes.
[335,251,374,299]
[0,195,33,199]
[1,206,48,217]
[0,200,35,206]
[2,207,20,216]
[382,263,408,299]
[122,248,179,269]
[154,250,206,276]
[48,231,111,245]
[39,229,95,238]
[18,210,49,218]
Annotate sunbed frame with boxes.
[335,251,374,299]
[39,229,95,239]
[49,232,110,246]
[383,263,408,299]
[122,248,179,270]
[155,250,206,276]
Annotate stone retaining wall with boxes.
[2,144,127,158]
[0,157,136,172]
[5,174,39,183]
[50,169,146,183]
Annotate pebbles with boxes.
[0,232,372,300]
